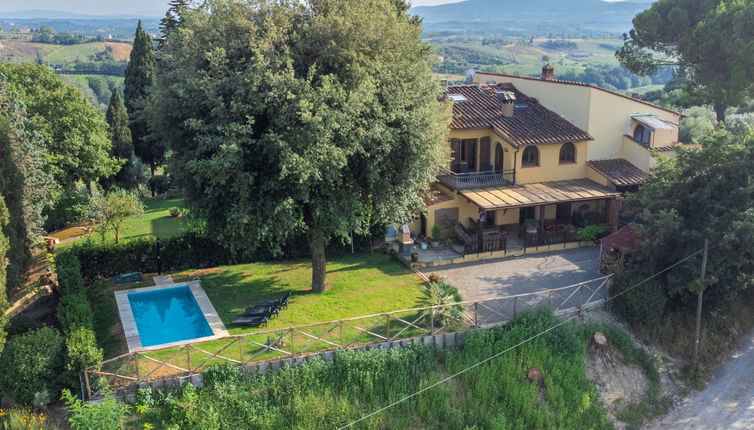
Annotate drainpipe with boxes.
[512,146,520,185]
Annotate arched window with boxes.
[522,146,539,166]
[559,142,575,163]
[633,124,651,145]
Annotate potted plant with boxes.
[443,238,453,248]
[524,218,538,234]
[410,246,419,262]
[431,224,442,248]
[169,207,183,217]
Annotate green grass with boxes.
[43,42,109,64]
[57,197,187,250]
[93,253,427,360]
[129,309,614,430]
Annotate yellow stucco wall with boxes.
[474,72,682,165]
[514,141,588,184]
[620,136,653,172]
[586,165,611,187]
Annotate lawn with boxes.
[55,197,187,249]
[91,253,428,360]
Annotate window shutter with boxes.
[479,137,491,167]
[450,138,461,170]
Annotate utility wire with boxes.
[337,248,704,429]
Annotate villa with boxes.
[405,66,686,260]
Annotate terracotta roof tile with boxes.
[587,158,648,187]
[423,188,454,207]
[446,83,593,147]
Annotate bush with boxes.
[55,252,84,294]
[70,237,157,283]
[0,408,59,429]
[43,185,89,232]
[0,327,65,406]
[576,224,610,242]
[63,328,103,388]
[6,314,36,337]
[610,270,667,324]
[57,291,94,333]
[62,389,131,430]
[169,207,182,217]
[148,175,171,196]
[202,361,243,388]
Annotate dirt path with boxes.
[647,328,754,430]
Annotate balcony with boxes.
[437,168,515,190]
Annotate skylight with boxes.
[448,94,468,102]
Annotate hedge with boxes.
[68,229,380,283]
[0,327,66,406]
[55,252,84,294]
[57,290,94,334]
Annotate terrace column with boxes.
[607,198,619,232]
[539,205,546,231]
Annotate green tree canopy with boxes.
[0,197,10,353]
[149,0,449,292]
[101,90,135,190]
[0,63,118,187]
[0,77,55,289]
[617,0,754,122]
[624,127,754,311]
[86,190,144,243]
[124,21,164,177]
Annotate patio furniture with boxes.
[231,315,269,326]
[115,272,143,283]
[253,291,290,309]
[243,306,279,318]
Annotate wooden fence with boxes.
[523,229,580,250]
[83,275,612,400]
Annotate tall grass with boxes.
[133,309,614,430]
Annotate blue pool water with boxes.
[128,286,213,347]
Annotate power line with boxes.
[336,248,704,430]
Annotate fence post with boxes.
[135,356,140,382]
[238,337,244,363]
[548,290,552,310]
[474,302,479,328]
[339,320,344,347]
[385,314,391,340]
[290,328,295,356]
[430,309,434,334]
[186,346,192,373]
[83,369,92,400]
[579,284,584,321]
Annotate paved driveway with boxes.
[424,247,605,324]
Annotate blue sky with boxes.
[2,0,463,16]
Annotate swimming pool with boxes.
[127,285,213,348]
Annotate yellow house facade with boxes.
[474,68,691,192]
[411,82,621,254]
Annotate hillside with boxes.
[0,39,131,63]
[411,0,652,34]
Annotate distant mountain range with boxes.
[410,0,654,34]
[0,10,162,20]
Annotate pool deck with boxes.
[115,280,229,352]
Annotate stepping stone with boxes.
[153,275,174,285]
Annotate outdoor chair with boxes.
[231,315,269,327]
[243,306,279,318]
[253,291,290,309]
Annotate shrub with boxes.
[431,224,442,241]
[63,328,103,388]
[55,252,84,294]
[427,273,443,283]
[148,175,171,196]
[576,224,610,242]
[0,327,65,406]
[70,237,157,283]
[57,290,94,334]
[62,389,131,430]
[610,270,667,324]
[43,185,89,232]
[169,207,182,217]
[0,408,59,430]
[423,280,464,327]
[202,361,242,388]
[6,314,36,337]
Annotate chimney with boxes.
[501,90,516,118]
[541,64,555,80]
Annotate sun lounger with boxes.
[243,306,279,318]
[253,291,291,309]
[231,315,269,326]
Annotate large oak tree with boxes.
[149,0,449,292]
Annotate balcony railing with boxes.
[437,168,515,190]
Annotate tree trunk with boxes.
[114,228,120,244]
[714,100,726,124]
[308,229,327,293]
[150,162,156,197]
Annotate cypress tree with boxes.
[101,90,135,190]
[0,196,10,353]
[124,21,161,177]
